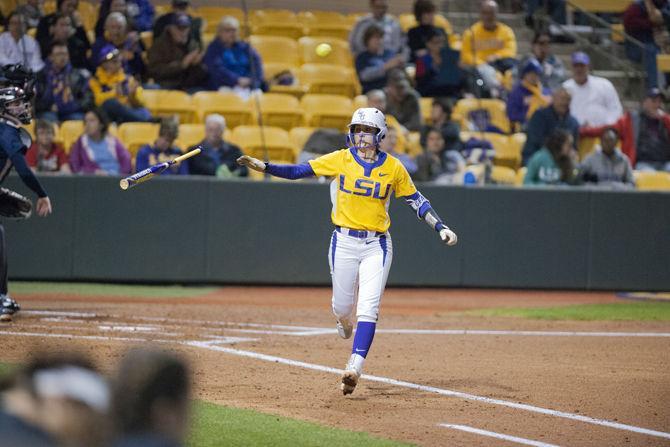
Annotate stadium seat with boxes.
[299,11,352,40]
[298,64,360,97]
[249,35,299,66]
[300,94,353,130]
[298,37,353,67]
[453,98,511,134]
[419,97,434,125]
[196,7,245,33]
[253,93,303,130]
[490,166,516,185]
[251,10,304,40]
[192,91,254,127]
[398,13,453,35]
[352,94,368,111]
[503,133,526,169]
[230,125,297,161]
[140,31,153,49]
[78,1,97,31]
[578,136,599,160]
[289,127,317,152]
[176,124,206,150]
[515,167,527,186]
[117,122,160,157]
[59,120,85,153]
[0,0,16,16]
[142,90,194,123]
[202,32,216,48]
[633,171,670,190]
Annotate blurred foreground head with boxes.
[0,352,111,447]
[113,348,191,447]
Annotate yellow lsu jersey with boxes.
[308,148,417,233]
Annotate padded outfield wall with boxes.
[2,175,669,291]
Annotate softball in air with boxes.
[315,43,332,57]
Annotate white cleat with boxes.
[336,319,353,339]
[340,369,360,395]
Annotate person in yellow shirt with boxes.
[237,108,458,396]
[461,0,518,93]
[89,44,152,124]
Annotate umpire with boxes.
[0,65,53,322]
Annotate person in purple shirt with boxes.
[135,118,188,175]
[506,58,551,130]
[355,25,405,94]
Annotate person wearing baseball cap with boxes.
[562,51,623,127]
[581,87,670,171]
[384,68,422,131]
[153,0,203,48]
[507,58,551,129]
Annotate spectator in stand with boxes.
[112,349,191,447]
[349,0,405,57]
[147,13,206,91]
[35,43,92,122]
[42,12,90,70]
[203,16,265,95]
[415,26,464,98]
[366,89,413,155]
[407,0,445,62]
[524,128,576,185]
[355,25,405,94]
[580,88,670,171]
[421,97,462,153]
[0,12,44,72]
[461,0,517,93]
[385,69,422,131]
[525,0,567,27]
[89,45,151,123]
[96,0,155,37]
[623,0,670,88]
[95,0,132,39]
[16,0,44,29]
[154,0,202,47]
[578,127,635,187]
[36,0,89,64]
[188,114,248,177]
[91,12,145,79]
[70,107,132,175]
[0,352,111,447]
[26,119,70,173]
[136,118,189,175]
[380,126,418,174]
[414,126,466,182]
[522,87,579,164]
[562,51,623,127]
[514,31,566,91]
[506,58,551,130]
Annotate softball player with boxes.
[0,65,53,322]
[237,108,457,395]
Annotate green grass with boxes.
[467,302,670,321]
[188,401,414,447]
[10,281,219,298]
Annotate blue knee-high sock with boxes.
[351,321,376,358]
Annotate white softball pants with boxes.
[328,228,393,323]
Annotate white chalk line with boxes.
[184,342,670,441]
[439,423,562,447]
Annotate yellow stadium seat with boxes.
[353,94,368,111]
[176,123,206,150]
[633,171,670,190]
[43,1,56,14]
[140,31,153,49]
[289,127,317,152]
[141,90,194,123]
[192,91,253,127]
[253,93,303,130]
[406,131,422,155]
[118,123,160,157]
[515,167,527,186]
[578,136,600,160]
[78,2,97,31]
[59,120,85,153]
[453,98,511,134]
[298,64,359,97]
[298,37,353,67]
[154,5,170,16]
[196,7,244,33]
[1,0,17,16]
[490,166,516,185]
[249,35,299,66]
[301,94,353,130]
[506,133,526,169]
[568,0,630,13]
[230,125,296,161]
[251,10,303,40]
[299,11,352,40]
[398,13,453,35]
[419,97,434,125]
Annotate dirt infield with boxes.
[2,287,669,447]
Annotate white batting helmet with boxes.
[348,107,387,143]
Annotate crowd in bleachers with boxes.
[1,348,192,447]
[0,0,669,189]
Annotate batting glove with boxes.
[236,155,266,172]
[439,228,458,246]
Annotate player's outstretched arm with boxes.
[236,155,316,180]
[403,191,457,246]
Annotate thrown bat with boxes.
[120,148,201,190]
